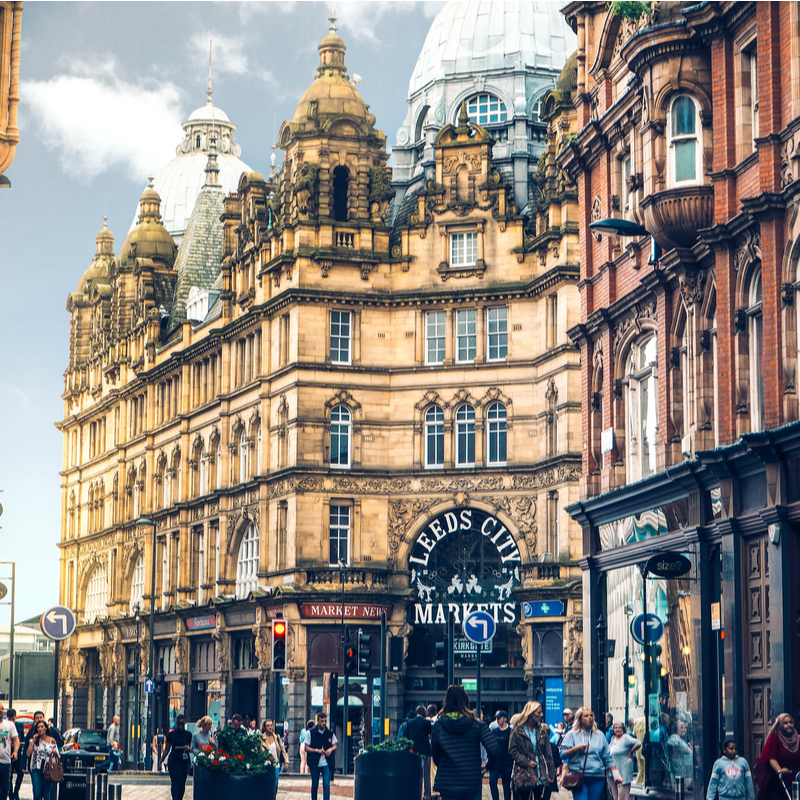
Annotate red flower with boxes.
[212,760,218,766]
[236,754,244,761]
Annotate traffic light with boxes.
[435,641,446,675]
[127,663,136,687]
[345,639,358,676]
[272,620,287,672]
[357,629,371,676]
[623,659,635,687]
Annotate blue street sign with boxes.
[40,605,76,641]
[144,678,155,694]
[462,610,497,644]
[630,613,664,645]
[522,600,565,618]
[544,677,565,728]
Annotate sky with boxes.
[0,0,445,623]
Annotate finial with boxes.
[147,176,155,188]
[103,214,108,230]
[328,1,337,34]
[206,39,214,105]
[457,101,470,134]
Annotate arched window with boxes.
[235,523,259,599]
[130,553,145,610]
[133,476,140,520]
[487,403,507,466]
[239,430,248,483]
[625,335,659,482]
[415,106,429,142]
[748,266,764,431]
[330,406,351,468]
[679,313,693,436]
[455,405,475,467]
[425,407,444,468]
[199,446,207,496]
[332,166,349,222]
[668,95,701,186]
[256,426,262,476]
[85,563,108,622]
[466,93,507,125]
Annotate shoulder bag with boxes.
[44,750,64,783]
[562,733,591,792]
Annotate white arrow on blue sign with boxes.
[630,613,664,645]
[40,605,76,641]
[462,610,497,645]
[144,678,155,694]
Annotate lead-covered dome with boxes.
[409,1,575,96]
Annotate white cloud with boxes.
[22,57,183,183]
[191,33,250,77]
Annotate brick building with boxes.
[562,1,800,794]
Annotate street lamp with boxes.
[588,218,662,264]
[136,518,156,771]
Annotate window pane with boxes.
[330,505,351,565]
[456,405,475,465]
[487,403,507,465]
[674,140,696,183]
[425,406,444,467]
[451,232,478,267]
[456,309,476,362]
[330,406,350,467]
[487,307,508,360]
[330,310,351,364]
[672,96,696,137]
[426,311,446,364]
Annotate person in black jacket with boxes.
[489,711,513,800]
[406,706,433,800]
[305,712,337,800]
[432,685,499,800]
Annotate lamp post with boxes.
[588,218,661,264]
[0,561,16,708]
[136,518,156,771]
[596,615,607,734]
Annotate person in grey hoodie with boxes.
[707,740,754,800]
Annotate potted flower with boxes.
[354,738,423,800]
[193,725,276,800]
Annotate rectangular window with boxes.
[456,309,476,363]
[329,504,351,566]
[546,295,557,349]
[425,311,446,365]
[487,307,508,361]
[622,155,632,215]
[330,310,352,365]
[450,232,478,267]
[196,529,205,605]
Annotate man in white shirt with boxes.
[0,703,20,800]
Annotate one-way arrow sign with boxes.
[462,610,497,645]
[630,612,664,645]
[40,605,77,641]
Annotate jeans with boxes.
[490,764,513,800]
[11,759,24,800]
[310,763,331,800]
[167,757,189,800]
[422,755,431,800]
[108,751,120,772]
[0,763,11,800]
[441,792,482,800]
[514,784,545,800]
[573,775,608,800]
[30,769,55,800]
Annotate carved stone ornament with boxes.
[591,197,603,241]
[679,269,705,306]
[734,229,761,272]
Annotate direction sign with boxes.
[462,610,497,645]
[144,678,155,694]
[630,613,664,645]
[40,605,76,641]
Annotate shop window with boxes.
[425,406,444,469]
[425,311,446,365]
[487,307,508,361]
[466,93,508,125]
[85,563,108,622]
[487,403,507,466]
[330,405,351,468]
[332,166,349,222]
[748,266,764,431]
[455,404,476,467]
[330,310,352,365]
[625,334,659,482]
[130,553,145,610]
[329,504,351,566]
[235,523,259,599]
[456,309,476,363]
[450,232,477,267]
[668,96,701,186]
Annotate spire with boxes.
[206,39,214,107]
[204,132,221,189]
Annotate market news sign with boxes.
[409,507,521,626]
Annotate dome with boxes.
[129,95,252,242]
[556,50,578,95]
[120,182,176,267]
[408,1,576,97]
[77,218,114,295]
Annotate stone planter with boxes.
[192,763,276,800]
[354,750,423,800]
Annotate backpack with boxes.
[44,751,63,783]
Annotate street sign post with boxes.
[40,605,76,641]
[630,613,664,645]
[463,611,497,717]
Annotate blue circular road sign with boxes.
[462,610,497,644]
[630,613,664,645]
[40,605,76,641]
[144,678,155,694]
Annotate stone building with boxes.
[561,0,800,794]
[57,3,583,769]
[0,1,23,187]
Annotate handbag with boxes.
[44,751,64,783]
[562,733,591,792]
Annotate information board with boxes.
[544,677,565,728]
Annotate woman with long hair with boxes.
[508,700,556,800]
[261,719,287,789]
[431,685,500,800]
[191,716,216,753]
[26,719,58,800]
[754,714,800,800]
[299,719,314,774]
[560,707,622,800]
[608,722,640,800]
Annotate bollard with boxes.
[676,776,685,800]
[99,771,108,800]
[86,767,96,800]
[792,781,799,800]
[111,784,122,800]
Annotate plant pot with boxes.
[192,763,276,800]
[354,750,423,800]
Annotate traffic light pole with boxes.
[342,624,349,776]
[379,612,387,743]
[476,642,481,717]
[447,611,454,687]
[641,563,651,786]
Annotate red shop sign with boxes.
[300,603,392,620]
